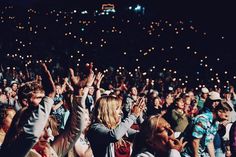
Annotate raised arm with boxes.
[52,65,96,156]
[41,63,56,98]
[89,98,145,142]
[82,65,96,107]
[61,77,74,92]
[0,64,55,157]
[94,72,104,101]
[69,68,81,95]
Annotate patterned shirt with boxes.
[52,94,65,129]
[182,112,219,157]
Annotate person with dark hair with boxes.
[123,86,139,118]
[182,101,232,157]
[146,96,163,116]
[196,87,209,111]
[51,83,67,131]
[171,97,189,134]
[222,88,236,122]
[200,91,222,113]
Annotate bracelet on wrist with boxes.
[94,86,101,90]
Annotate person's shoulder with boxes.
[135,151,155,157]
[195,112,211,120]
[43,96,54,102]
[27,149,41,157]
[90,122,106,130]
[193,113,211,124]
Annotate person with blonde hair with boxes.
[87,95,145,157]
[132,115,186,157]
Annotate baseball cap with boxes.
[201,87,209,94]
[209,91,222,101]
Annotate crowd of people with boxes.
[0,61,235,157]
[0,2,236,157]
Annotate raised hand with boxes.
[86,67,96,87]
[40,63,55,98]
[94,72,104,89]
[168,137,187,152]
[131,97,145,117]
[64,77,69,83]
[69,68,80,86]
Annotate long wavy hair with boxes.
[93,95,122,129]
[93,95,132,151]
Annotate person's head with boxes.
[150,90,159,99]
[222,88,231,100]
[55,83,62,95]
[3,79,7,86]
[205,91,222,109]
[10,81,18,92]
[201,87,209,99]
[184,95,191,106]
[187,91,195,100]
[165,93,174,105]
[0,106,16,132]
[88,86,95,96]
[134,115,174,155]
[153,97,161,108]
[0,93,8,104]
[214,101,232,122]
[34,116,59,149]
[4,87,13,98]
[114,88,121,96]
[175,97,184,109]
[130,86,138,96]
[18,82,45,107]
[94,96,122,129]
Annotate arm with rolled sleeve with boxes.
[1,96,54,157]
[52,93,86,157]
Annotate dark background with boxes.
[0,0,235,86]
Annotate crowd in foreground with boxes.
[0,63,236,157]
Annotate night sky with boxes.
[0,0,235,88]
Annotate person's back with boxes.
[87,123,112,157]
